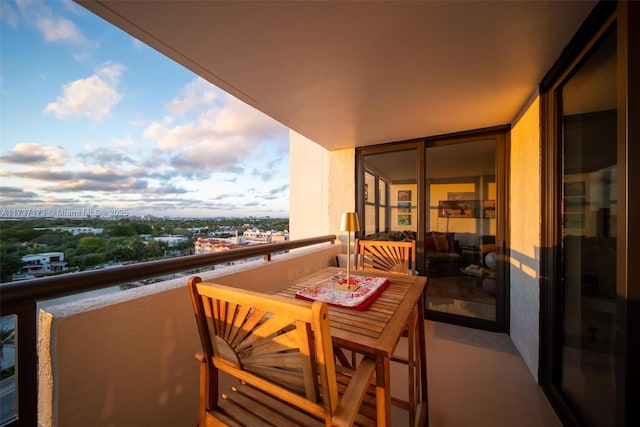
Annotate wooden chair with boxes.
[354,239,416,275]
[353,239,425,427]
[188,276,378,427]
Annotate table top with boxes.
[273,266,427,359]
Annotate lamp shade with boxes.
[340,212,360,232]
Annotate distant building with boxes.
[20,252,68,275]
[187,227,207,233]
[34,226,104,236]
[153,235,188,247]
[242,228,289,243]
[270,230,289,242]
[242,227,268,241]
[194,238,244,254]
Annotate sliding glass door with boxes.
[424,138,497,322]
[356,130,508,331]
[423,132,507,329]
[558,26,617,427]
[538,3,639,422]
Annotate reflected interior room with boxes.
[360,139,498,322]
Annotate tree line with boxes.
[0,217,289,282]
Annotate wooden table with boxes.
[273,266,428,426]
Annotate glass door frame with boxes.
[356,141,426,273]
[539,1,639,425]
[355,125,510,333]
[423,129,509,332]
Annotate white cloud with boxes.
[143,121,202,151]
[165,77,219,117]
[36,15,85,44]
[2,2,289,218]
[171,138,250,172]
[17,0,86,44]
[132,39,146,50]
[0,142,69,166]
[0,2,19,27]
[209,95,284,137]
[164,77,285,138]
[113,137,135,149]
[43,63,124,120]
[144,78,287,175]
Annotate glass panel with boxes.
[364,204,377,236]
[379,181,387,231]
[425,139,496,321]
[364,171,377,235]
[560,29,616,427]
[362,150,417,240]
[1,315,17,424]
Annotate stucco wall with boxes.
[509,94,542,381]
[289,130,330,240]
[38,244,340,427]
[289,130,355,248]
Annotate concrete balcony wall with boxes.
[289,130,356,244]
[509,93,542,381]
[38,243,341,427]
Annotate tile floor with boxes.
[389,320,561,426]
[426,275,497,321]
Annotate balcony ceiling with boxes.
[77,0,595,151]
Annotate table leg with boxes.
[375,355,392,426]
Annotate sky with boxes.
[0,0,290,219]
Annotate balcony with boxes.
[1,236,558,426]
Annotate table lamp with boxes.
[339,212,360,291]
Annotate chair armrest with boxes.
[332,356,376,427]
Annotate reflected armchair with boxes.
[424,232,461,276]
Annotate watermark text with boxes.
[0,207,129,218]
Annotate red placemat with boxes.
[295,274,389,311]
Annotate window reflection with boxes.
[425,140,496,321]
[362,150,417,239]
[560,28,616,427]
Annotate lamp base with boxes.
[335,283,360,292]
[335,276,360,292]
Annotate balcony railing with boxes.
[0,235,336,427]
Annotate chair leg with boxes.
[408,315,417,427]
[416,300,429,427]
[388,314,421,426]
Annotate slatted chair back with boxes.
[354,239,416,275]
[188,277,376,427]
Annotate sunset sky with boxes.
[0,0,290,219]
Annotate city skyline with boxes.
[0,0,290,219]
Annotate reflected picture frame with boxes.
[397,213,411,225]
[398,202,411,213]
[397,190,412,202]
